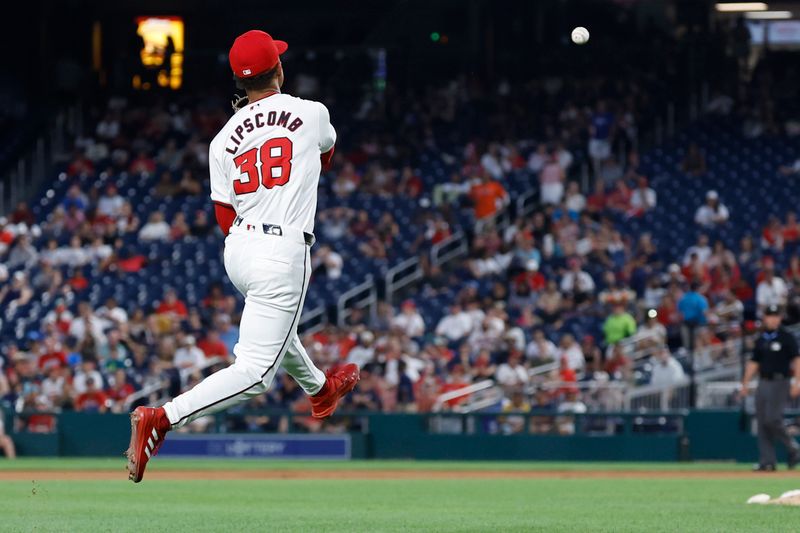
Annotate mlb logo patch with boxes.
[243,68,252,75]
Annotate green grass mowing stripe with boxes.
[1,478,799,532]
[0,458,750,472]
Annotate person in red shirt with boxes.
[38,337,67,372]
[106,369,136,408]
[604,343,632,380]
[606,179,632,213]
[197,330,229,359]
[10,201,35,226]
[68,269,90,291]
[128,150,156,174]
[156,288,188,317]
[784,212,800,246]
[586,181,607,214]
[75,377,109,413]
[66,149,95,177]
[761,215,784,252]
[469,174,508,219]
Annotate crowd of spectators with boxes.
[1,68,799,438]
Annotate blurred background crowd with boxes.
[2,0,800,435]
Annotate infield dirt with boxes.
[3,469,799,481]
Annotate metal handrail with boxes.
[430,230,468,268]
[122,355,227,410]
[384,256,423,305]
[336,275,376,327]
[433,379,496,411]
[298,305,326,334]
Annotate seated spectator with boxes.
[527,144,547,174]
[539,151,565,205]
[560,257,596,302]
[345,331,376,368]
[9,201,34,226]
[603,302,637,345]
[170,212,190,241]
[586,181,607,214]
[97,184,125,219]
[7,234,39,270]
[157,288,189,318]
[784,212,800,248]
[138,212,171,242]
[481,143,511,180]
[177,169,203,196]
[712,290,744,335]
[75,377,109,412]
[106,369,136,411]
[525,329,558,364]
[73,358,104,394]
[558,334,585,371]
[694,190,729,228]
[555,390,587,435]
[681,142,707,176]
[190,209,213,237]
[761,215,784,252]
[606,179,632,213]
[173,335,205,370]
[69,302,106,346]
[499,388,531,434]
[603,343,632,381]
[564,181,586,214]
[435,304,472,343]
[311,244,343,280]
[756,266,788,317]
[390,300,425,338]
[649,347,687,388]
[154,171,179,198]
[629,177,656,216]
[129,150,156,174]
[495,351,529,388]
[197,331,229,359]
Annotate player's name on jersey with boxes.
[226,110,304,154]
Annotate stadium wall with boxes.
[6,410,796,463]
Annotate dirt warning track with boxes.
[1,469,797,481]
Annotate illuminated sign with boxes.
[134,16,184,90]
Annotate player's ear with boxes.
[276,62,285,89]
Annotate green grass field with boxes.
[2,459,799,532]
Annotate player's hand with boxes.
[738,384,749,400]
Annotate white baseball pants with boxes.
[163,223,326,428]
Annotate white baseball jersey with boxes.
[209,93,336,234]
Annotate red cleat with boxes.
[310,363,360,419]
[125,406,170,483]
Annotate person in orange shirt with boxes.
[469,174,509,219]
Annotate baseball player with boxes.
[125,29,360,483]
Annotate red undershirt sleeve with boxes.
[213,202,236,236]
[320,146,335,171]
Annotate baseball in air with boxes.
[571,27,590,45]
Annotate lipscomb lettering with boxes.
[225,108,304,155]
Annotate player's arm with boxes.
[214,201,236,236]
[209,141,236,235]
[788,335,800,398]
[318,103,337,171]
[740,360,759,398]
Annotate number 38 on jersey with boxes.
[233,137,293,195]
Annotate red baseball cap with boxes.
[229,30,288,78]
